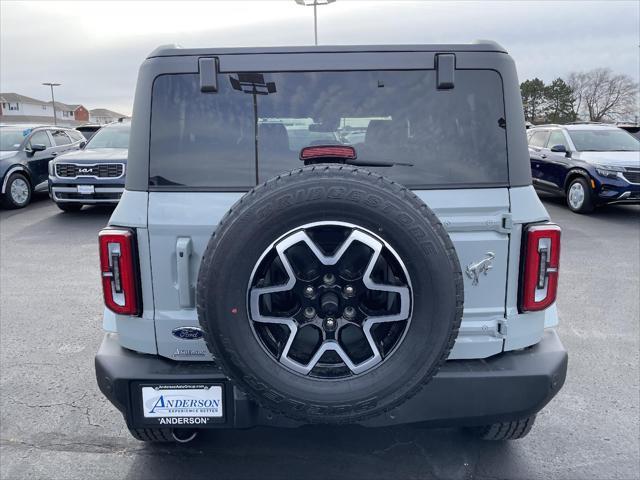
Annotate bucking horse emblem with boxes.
[465,252,495,286]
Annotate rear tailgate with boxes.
[147,188,511,361]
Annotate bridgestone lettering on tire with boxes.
[197,166,464,423]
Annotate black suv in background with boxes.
[75,124,102,142]
[49,120,130,212]
[0,124,84,209]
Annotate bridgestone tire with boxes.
[197,166,463,423]
[470,415,536,441]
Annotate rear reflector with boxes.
[300,145,357,161]
[520,223,561,312]
[98,228,141,316]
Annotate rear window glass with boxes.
[150,70,508,189]
[52,130,72,146]
[528,130,549,148]
[86,124,131,149]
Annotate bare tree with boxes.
[568,68,638,122]
[566,72,588,120]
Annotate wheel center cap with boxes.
[323,317,337,331]
[319,291,340,316]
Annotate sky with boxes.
[1,0,638,116]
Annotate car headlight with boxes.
[48,161,55,176]
[594,164,625,179]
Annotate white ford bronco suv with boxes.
[95,42,567,443]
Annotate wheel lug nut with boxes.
[343,306,356,319]
[344,285,355,297]
[303,307,316,319]
[324,317,336,331]
[323,273,335,285]
[304,286,315,298]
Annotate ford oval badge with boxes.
[172,326,204,340]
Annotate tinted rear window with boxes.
[150,70,508,189]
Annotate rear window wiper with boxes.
[299,145,413,167]
[343,159,414,167]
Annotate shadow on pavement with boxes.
[538,192,640,224]
[124,424,516,480]
[2,198,114,243]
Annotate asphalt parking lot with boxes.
[0,192,638,480]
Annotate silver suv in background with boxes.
[49,120,130,212]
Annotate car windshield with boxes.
[568,129,640,152]
[0,127,29,151]
[85,124,130,149]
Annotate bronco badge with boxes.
[465,252,495,286]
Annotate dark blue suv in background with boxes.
[528,123,640,213]
[0,125,84,209]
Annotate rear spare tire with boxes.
[197,166,463,423]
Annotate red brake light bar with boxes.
[300,145,357,161]
[520,223,561,312]
[98,228,141,316]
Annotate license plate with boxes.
[141,385,223,418]
[77,185,94,194]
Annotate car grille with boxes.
[622,168,640,184]
[55,163,124,178]
[55,191,123,201]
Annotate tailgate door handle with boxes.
[176,237,193,308]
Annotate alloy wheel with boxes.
[10,178,29,205]
[568,182,585,210]
[248,221,413,379]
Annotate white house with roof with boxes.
[1,92,126,126]
[49,101,89,122]
[0,93,86,125]
[89,108,128,124]
[0,93,55,119]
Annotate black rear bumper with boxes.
[95,329,567,429]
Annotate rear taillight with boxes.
[99,228,141,316]
[520,223,561,312]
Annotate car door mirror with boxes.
[550,144,566,153]
[79,141,87,149]
[26,144,47,156]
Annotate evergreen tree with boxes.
[520,78,547,123]
[544,78,576,123]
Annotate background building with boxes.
[89,108,127,124]
[0,92,125,125]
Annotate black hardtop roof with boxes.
[147,41,507,58]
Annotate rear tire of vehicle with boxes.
[56,203,83,212]
[566,177,595,214]
[197,165,464,424]
[1,172,32,209]
[469,415,536,441]
[128,428,175,443]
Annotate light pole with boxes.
[42,82,61,125]
[294,0,336,46]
